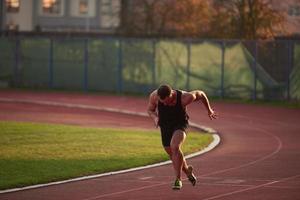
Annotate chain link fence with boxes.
[0,36,299,101]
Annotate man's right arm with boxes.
[147,91,159,127]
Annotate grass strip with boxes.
[0,121,213,190]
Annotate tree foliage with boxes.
[211,0,285,39]
[120,0,286,39]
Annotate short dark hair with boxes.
[157,84,172,100]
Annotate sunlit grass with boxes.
[0,121,213,190]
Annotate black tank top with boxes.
[158,90,189,127]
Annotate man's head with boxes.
[157,84,173,105]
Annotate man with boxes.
[147,84,217,190]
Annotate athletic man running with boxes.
[147,84,217,190]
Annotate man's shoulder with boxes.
[180,90,191,97]
[150,90,158,97]
[149,90,158,102]
[180,90,196,106]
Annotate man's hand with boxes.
[153,116,159,127]
[208,109,217,120]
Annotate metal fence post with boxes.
[221,41,225,99]
[14,38,20,86]
[186,41,191,91]
[48,38,53,88]
[117,39,123,93]
[83,38,89,91]
[152,39,156,88]
[287,40,293,101]
[253,41,258,100]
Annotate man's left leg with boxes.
[170,129,186,189]
[163,147,189,174]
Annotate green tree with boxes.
[118,0,174,36]
[166,0,212,37]
[211,0,285,39]
[119,0,285,39]
[118,0,212,37]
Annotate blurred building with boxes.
[270,0,300,36]
[0,1,3,30]
[1,0,121,33]
[1,0,300,37]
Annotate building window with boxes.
[6,0,20,13]
[6,23,19,31]
[79,0,88,14]
[70,0,95,17]
[101,0,113,15]
[288,5,300,16]
[42,0,63,15]
[100,0,120,28]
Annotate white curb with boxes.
[0,98,220,194]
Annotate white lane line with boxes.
[0,98,218,134]
[202,174,300,200]
[82,182,168,200]
[0,98,148,117]
[222,112,299,128]
[139,177,153,180]
[200,124,283,177]
[82,174,300,200]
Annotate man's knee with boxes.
[170,144,180,154]
[164,147,172,157]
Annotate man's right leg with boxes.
[161,127,196,188]
[164,147,189,174]
[164,146,197,186]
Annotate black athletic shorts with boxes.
[160,124,188,147]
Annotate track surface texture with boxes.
[0,90,299,200]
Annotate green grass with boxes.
[0,121,213,190]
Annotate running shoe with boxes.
[187,166,197,186]
[172,178,182,190]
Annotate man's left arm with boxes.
[182,90,217,120]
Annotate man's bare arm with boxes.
[147,91,159,127]
[182,90,217,120]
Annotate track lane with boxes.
[0,90,299,200]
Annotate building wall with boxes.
[2,0,120,32]
[3,0,296,36]
[0,1,3,30]
[270,0,300,36]
[33,0,100,31]
[100,0,120,29]
[33,0,120,32]
[5,0,33,31]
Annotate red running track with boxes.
[0,89,299,200]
